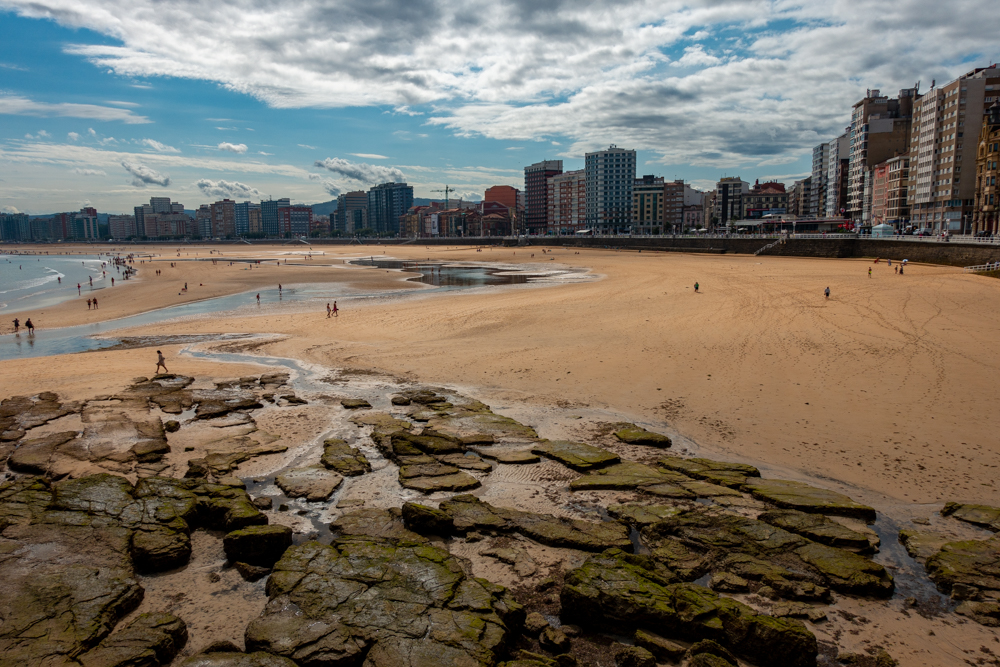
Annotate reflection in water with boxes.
[350,260,533,289]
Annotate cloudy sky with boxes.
[1,0,997,214]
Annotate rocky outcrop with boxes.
[223,525,293,567]
[403,495,632,552]
[275,466,344,501]
[320,438,371,476]
[941,502,1000,532]
[244,523,524,667]
[569,461,695,497]
[658,456,759,488]
[0,391,79,444]
[613,424,672,448]
[924,535,1000,598]
[741,479,877,523]
[531,440,619,471]
[79,612,188,667]
[641,507,893,598]
[758,509,876,552]
[561,549,818,667]
[340,398,372,409]
[181,653,298,667]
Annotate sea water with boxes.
[0,254,109,315]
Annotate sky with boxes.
[1,0,998,215]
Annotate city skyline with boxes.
[1,0,999,214]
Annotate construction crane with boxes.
[431,185,452,209]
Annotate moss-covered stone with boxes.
[561,549,817,667]
[924,535,1000,596]
[741,479,877,523]
[275,466,344,501]
[79,612,187,667]
[633,629,687,661]
[658,456,760,488]
[223,525,293,567]
[759,509,875,552]
[898,529,951,561]
[319,438,371,476]
[611,642,655,667]
[532,440,619,471]
[402,502,454,535]
[608,503,684,527]
[614,424,672,448]
[941,502,1000,532]
[400,471,482,493]
[245,537,523,667]
[569,461,693,496]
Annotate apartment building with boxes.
[336,191,368,234]
[715,177,749,226]
[810,143,829,216]
[261,198,291,237]
[847,88,916,221]
[546,169,585,234]
[742,180,788,219]
[368,182,413,235]
[524,160,562,234]
[633,175,665,234]
[108,214,136,239]
[825,132,850,217]
[870,156,910,226]
[974,102,1000,234]
[585,145,636,232]
[210,199,236,238]
[278,206,313,237]
[248,207,262,235]
[909,65,1000,233]
[235,201,260,236]
[789,178,811,217]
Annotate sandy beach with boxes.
[3,242,1000,667]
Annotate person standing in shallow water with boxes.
[12,318,19,334]
[155,350,168,374]
[24,318,34,334]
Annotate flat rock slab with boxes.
[899,529,952,561]
[742,479,877,523]
[400,471,482,493]
[419,494,633,552]
[608,503,684,526]
[244,537,523,666]
[438,453,493,471]
[561,549,818,667]
[925,535,1000,596]
[275,466,344,501]
[320,438,371,476]
[760,509,875,552]
[941,502,1000,532]
[570,461,694,497]
[223,525,293,566]
[341,398,372,409]
[659,456,760,488]
[614,424,672,448]
[349,411,412,436]
[532,440,620,471]
[475,448,541,464]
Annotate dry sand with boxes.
[4,242,1000,666]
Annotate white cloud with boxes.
[0,95,151,123]
[298,144,317,150]
[142,138,180,152]
[350,153,388,159]
[218,142,248,154]
[196,178,260,199]
[87,128,97,136]
[72,168,107,175]
[105,100,140,107]
[671,45,721,68]
[314,157,404,184]
[68,131,80,141]
[121,160,170,186]
[2,205,21,214]
[258,151,273,155]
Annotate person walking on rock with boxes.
[155,350,169,374]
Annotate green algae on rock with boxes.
[613,424,672,448]
[741,479,877,523]
[244,535,524,667]
[758,509,876,553]
[561,549,818,667]
[223,525,293,567]
[79,612,188,667]
[569,461,694,497]
[658,456,759,488]
[319,438,371,476]
[924,535,1000,597]
[405,494,632,552]
[531,440,620,471]
[941,502,1000,532]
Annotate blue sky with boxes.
[1,0,998,215]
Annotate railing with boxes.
[964,262,1000,273]
[754,238,785,256]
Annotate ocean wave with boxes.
[0,269,63,295]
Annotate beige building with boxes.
[908,65,1000,233]
[547,169,585,234]
[632,175,665,234]
[248,207,262,235]
[974,102,1000,234]
[847,88,916,222]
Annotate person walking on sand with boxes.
[87,298,92,310]
[694,282,699,292]
[12,318,19,334]
[868,267,872,278]
[824,286,830,299]
[92,297,98,309]
[326,302,331,318]
[332,301,339,317]
[24,318,34,334]
[155,350,168,374]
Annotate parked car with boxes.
[916,229,933,236]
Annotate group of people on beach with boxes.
[10,318,34,335]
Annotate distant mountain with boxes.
[308,199,338,216]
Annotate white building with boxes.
[585,145,636,232]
